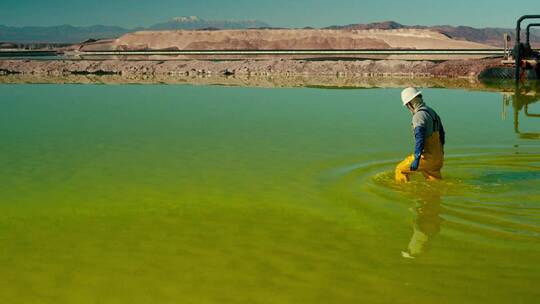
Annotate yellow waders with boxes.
[395,131,444,182]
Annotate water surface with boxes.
[0,84,539,303]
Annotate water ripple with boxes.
[321,149,540,242]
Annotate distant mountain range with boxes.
[1,18,539,47]
[326,21,540,47]
[0,16,270,43]
[0,24,133,44]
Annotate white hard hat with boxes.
[401,87,422,106]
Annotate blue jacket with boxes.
[412,105,445,159]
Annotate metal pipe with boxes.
[526,23,540,45]
[515,15,540,82]
[516,15,540,44]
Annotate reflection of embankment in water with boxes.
[0,73,491,90]
[320,148,540,258]
[4,74,536,93]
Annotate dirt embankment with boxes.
[77,29,494,51]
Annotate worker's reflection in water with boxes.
[401,186,443,259]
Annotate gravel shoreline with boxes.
[0,58,502,79]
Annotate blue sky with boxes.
[1,0,539,28]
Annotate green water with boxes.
[0,84,539,303]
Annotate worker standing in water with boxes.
[395,87,446,182]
